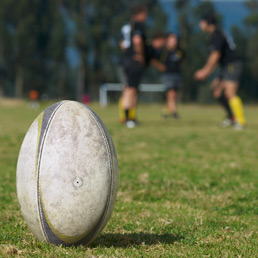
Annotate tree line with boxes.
[0,0,257,102]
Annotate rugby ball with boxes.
[16,101,118,246]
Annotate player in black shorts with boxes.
[118,5,148,128]
[194,14,246,129]
[151,34,183,119]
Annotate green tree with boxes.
[241,0,258,100]
[244,1,258,79]
[0,0,67,98]
[0,0,167,100]
[46,1,67,98]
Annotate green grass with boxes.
[0,100,258,257]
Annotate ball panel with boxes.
[79,104,119,245]
[37,101,64,159]
[16,113,45,241]
[38,101,111,244]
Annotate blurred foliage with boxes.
[244,0,258,84]
[0,0,166,100]
[0,0,257,101]
[0,0,67,98]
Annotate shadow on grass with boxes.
[93,232,183,248]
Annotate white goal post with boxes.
[99,83,166,107]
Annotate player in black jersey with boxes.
[194,14,246,129]
[118,5,148,128]
[146,33,167,68]
[151,34,183,119]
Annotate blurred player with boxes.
[118,5,148,128]
[146,33,167,66]
[151,33,184,119]
[194,14,246,130]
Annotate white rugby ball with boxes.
[16,101,118,246]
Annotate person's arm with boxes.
[132,35,145,64]
[150,59,166,72]
[203,50,220,75]
[194,51,220,81]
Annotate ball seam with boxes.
[36,101,67,242]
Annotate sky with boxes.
[159,0,250,33]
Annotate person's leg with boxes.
[119,60,142,124]
[162,74,180,119]
[122,87,138,109]
[224,81,246,126]
[118,63,128,123]
[212,78,234,121]
[121,87,138,121]
[166,89,177,114]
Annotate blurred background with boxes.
[0,0,257,103]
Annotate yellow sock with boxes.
[119,98,136,122]
[128,108,136,121]
[118,98,125,123]
[229,96,246,125]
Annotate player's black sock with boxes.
[125,109,129,121]
[217,94,234,119]
[172,112,179,119]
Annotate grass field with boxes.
[0,100,258,257]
